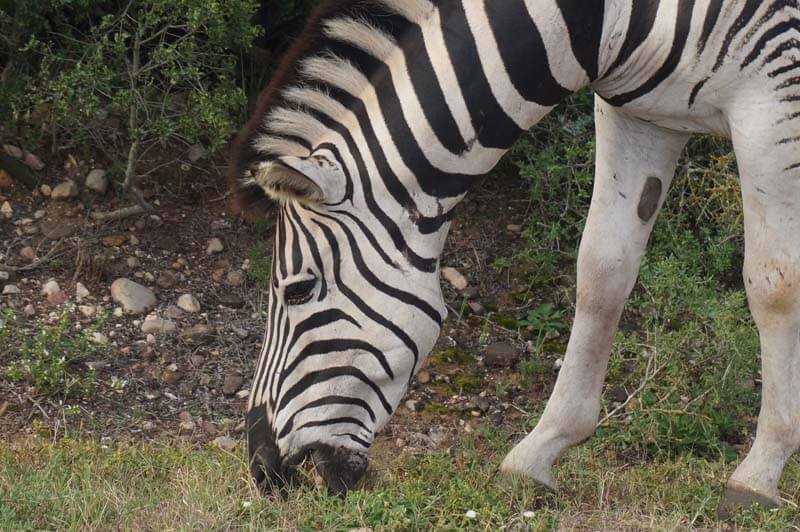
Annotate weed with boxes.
[246,241,272,290]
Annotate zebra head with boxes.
[236,153,448,493]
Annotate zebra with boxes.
[231,0,800,514]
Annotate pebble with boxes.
[179,419,196,433]
[40,220,76,239]
[33,209,46,219]
[41,279,61,296]
[217,293,244,308]
[101,234,127,247]
[213,436,237,452]
[226,269,244,287]
[51,180,79,200]
[206,237,224,255]
[24,152,45,171]
[85,169,108,194]
[554,357,564,370]
[523,511,535,519]
[156,270,178,289]
[165,305,184,320]
[177,294,200,313]
[232,326,249,339]
[23,304,35,317]
[417,369,431,384]
[47,291,67,305]
[467,301,485,315]
[465,510,477,519]
[20,246,35,261]
[441,267,468,291]
[75,282,90,301]
[162,364,182,385]
[235,389,250,399]
[39,184,52,197]
[0,201,12,219]
[92,332,109,345]
[506,224,523,233]
[78,305,96,317]
[141,318,176,334]
[181,324,215,345]
[126,257,139,269]
[187,144,206,162]
[2,284,20,295]
[111,278,156,314]
[222,374,244,396]
[405,399,421,412]
[483,342,519,368]
[2,144,22,159]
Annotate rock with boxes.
[0,201,12,219]
[141,318,176,335]
[23,225,38,236]
[181,324,215,345]
[41,279,61,296]
[217,293,244,308]
[2,284,20,295]
[101,234,127,247]
[187,144,206,162]
[2,144,23,159]
[213,436,237,452]
[405,399,422,412]
[162,364,182,385]
[40,220,76,239]
[417,369,431,384]
[553,357,563,370]
[78,305,96,317]
[143,272,155,284]
[33,209,46,220]
[75,282,90,301]
[179,419,196,433]
[23,152,45,171]
[23,304,35,317]
[483,342,519,368]
[126,257,139,269]
[110,278,156,314]
[0,271,9,282]
[47,291,68,305]
[156,270,178,289]
[441,267,468,291]
[39,184,52,197]
[606,385,628,403]
[165,305,184,320]
[20,246,35,262]
[235,389,250,399]
[206,237,223,255]
[222,374,244,396]
[226,269,244,287]
[467,301,485,315]
[85,169,108,194]
[190,354,205,367]
[177,294,200,313]
[51,180,78,200]
[92,332,109,345]
[129,234,139,246]
[153,235,178,251]
[232,326,249,339]
[506,224,523,233]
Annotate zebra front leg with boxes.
[499,98,689,489]
[718,118,800,517]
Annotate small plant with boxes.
[247,241,272,290]
[519,303,568,336]
[2,306,103,398]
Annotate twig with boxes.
[90,204,146,221]
[0,239,66,272]
[597,345,664,427]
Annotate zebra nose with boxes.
[246,409,287,492]
[310,443,369,495]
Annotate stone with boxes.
[467,301,485,315]
[143,272,155,284]
[506,224,523,233]
[417,369,431,384]
[23,152,45,171]
[0,201,12,219]
[162,364,182,385]
[2,144,23,159]
[217,293,244,308]
[213,436,237,452]
[126,257,139,269]
[78,305,96,317]
[85,169,108,194]
[187,144,206,162]
[39,184,52,197]
[226,269,244,287]
[206,237,223,255]
[129,234,139,246]
[41,279,61,296]
[441,267,468,291]
[165,305,184,320]
[153,235,178,251]
[47,291,68,305]
[141,318,176,335]
[232,326,249,339]
[483,342,519,368]
[156,270,178,289]
[76,282,90,301]
[51,180,78,200]
[2,284,20,295]
[181,324,215,345]
[23,304,35,317]
[101,234,127,247]
[222,374,244,396]
[110,278,156,314]
[33,209,46,220]
[40,220,76,239]
[179,419,196,433]
[92,332,109,345]
[405,399,421,412]
[177,294,200,313]
[235,389,250,399]
[553,357,563,370]
[20,247,35,262]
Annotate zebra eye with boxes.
[284,278,317,305]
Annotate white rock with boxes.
[441,267,468,291]
[465,510,477,519]
[20,246,35,262]
[206,237,223,255]
[177,294,201,313]
[110,278,156,314]
[34,209,46,219]
[39,184,52,197]
[24,152,45,171]
[76,282,91,301]
[523,511,535,519]
[235,389,250,399]
[213,436,237,452]
[41,279,61,296]
[113,307,123,317]
[0,201,12,219]
[0,272,9,281]
[141,318,176,334]
[85,169,108,194]
[554,357,563,370]
[2,284,20,295]
[23,304,35,317]
[146,333,156,344]
[187,144,206,163]
[92,332,109,345]
[78,305,96,317]
[2,144,23,159]
[51,180,78,200]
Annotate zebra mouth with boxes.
[309,443,369,494]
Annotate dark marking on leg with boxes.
[618,191,628,199]
[637,176,663,222]
[688,77,709,108]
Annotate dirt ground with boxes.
[0,149,567,457]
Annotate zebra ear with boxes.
[249,157,326,204]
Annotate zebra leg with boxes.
[719,119,800,517]
[499,97,689,489]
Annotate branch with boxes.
[0,239,66,272]
[90,204,146,221]
[597,345,664,427]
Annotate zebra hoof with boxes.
[497,458,558,493]
[717,481,781,520]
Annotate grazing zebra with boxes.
[231,0,800,514]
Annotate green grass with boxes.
[1,428,797,530]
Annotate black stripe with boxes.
[317,142,353,205]
[335,433,371,448]
[438,0,524,149]
[784,161,800,171]
[769,60,800,78]
[285,206,328,301]
[607,0,697,107]
[278,366,393,414]
[280,339,395,388]
[777,76,800,89]
[279,395,377,439]
[605,0,660,75]
[286,309,361,354]
[688,77,709,107]
[762,39,800,65]
[556,0,605,81]
[484,0,572,106]
[276,211,288,279]
[288,205,302,275]
[293,417,370,434]
[714,0,763,71]
[741,19,800,70]
[743,0,800,45]
[329,208,400,270]
[698,0,724,55]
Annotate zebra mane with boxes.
[230,0,433,217]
